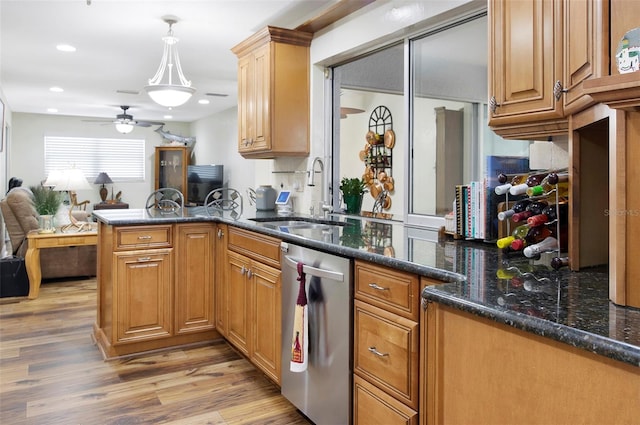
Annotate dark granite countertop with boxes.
[92,207,640,368]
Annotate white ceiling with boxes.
[0,0,338,124]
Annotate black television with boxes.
[187,165,224,206]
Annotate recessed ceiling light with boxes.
[163,115,173,119]
[198,99,210,105]
[47,108,58,113]
[49,86,64,93]
[56,44,76,52]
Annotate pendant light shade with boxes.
[144,17,195,108]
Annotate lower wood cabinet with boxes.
[113,248,173,343]
[353,260,424,424]
[214,224,228,336]
[420,301,640,425]
[175,223,215,334]
[94,222,218,359]
[224,227,282,384]
[354,375,418,425]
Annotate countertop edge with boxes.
[422,286,640,368]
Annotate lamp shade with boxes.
[145,84,195,108]
[53,168,92,191]
[115,122,134,134]
[94,172,113,185]
[43,169,65,188]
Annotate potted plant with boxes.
[340,177,366,214]
[30,185,62,233]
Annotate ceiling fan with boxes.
[84,106,164,134]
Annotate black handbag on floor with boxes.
[0,256,29,297]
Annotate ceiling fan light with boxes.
[145,84,195,108]
[115,122,134,134]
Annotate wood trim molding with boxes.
[295,0,377,34]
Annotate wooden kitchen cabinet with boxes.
[155,146,189,201]
[420,301,640,425]
[353,260,422,423]
[231,26,312,158]
[113,247,173,344]
[488,0,608,139]
[226,227,282,384]
[214,224,228,336]
[94,223,219,359]
[175,223,215,334]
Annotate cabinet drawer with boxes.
[354,375,417,425]
[354,300,419,409]
[355,260,420,320]
[227,226,280,269]
[115,225,173,250]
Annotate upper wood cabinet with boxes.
[231,26,312,158]
[488,0,608,139]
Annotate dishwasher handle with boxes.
[283,254,345,282]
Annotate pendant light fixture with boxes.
[144,17,195,108]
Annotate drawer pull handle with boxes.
[368,283,389,291]
[138,257,152,262]
[368,347,389,357]
[137,235,152,240]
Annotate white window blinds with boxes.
[44,136,145,182]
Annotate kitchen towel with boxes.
[290,262,308,372]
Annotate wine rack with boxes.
[495,171,569,268]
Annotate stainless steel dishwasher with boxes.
[280,242,352,425]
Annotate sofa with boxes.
[0,187,96,279]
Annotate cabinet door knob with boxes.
[246,269,253,279]
[240,266,246,275]
[553,80,568,100]
[489,96,500,113]
[217,228,224,239]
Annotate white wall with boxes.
[10,113,189,209]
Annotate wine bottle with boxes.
[495,183,512,195]
[527,202,568,226]
[526,200,548,216]
[497,199,531,221]
[511,225,552,250]
[527,172,569,196]
[496,224,530,248]
[496,235,515,249]
[551,256,570,270]
[511,210,533,223]
[523,236,558,258]
[509,183,529,196]
[525,171,557,187]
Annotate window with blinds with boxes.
[44,136,145,182]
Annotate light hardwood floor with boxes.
[0,278,311,425]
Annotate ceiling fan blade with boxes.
[82,119,113,123]
[135,120,165,127]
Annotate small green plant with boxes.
[30,185,62,216]
[339,177,366,197]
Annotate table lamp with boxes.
[94,172,113,202]
[54,168,92,231]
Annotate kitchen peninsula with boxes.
[92,207,640,424]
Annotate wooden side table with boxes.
[25,228,98,299]
[93,202,129,210]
